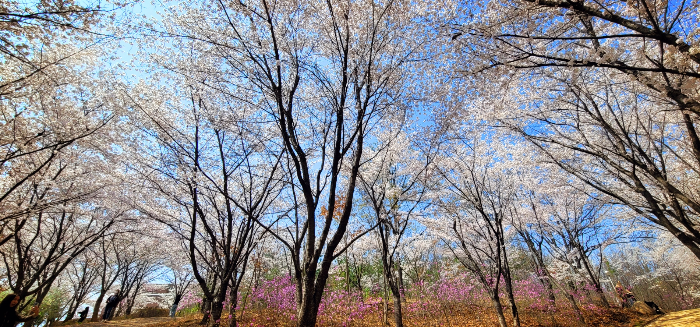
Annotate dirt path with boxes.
[645,308,700,327]
[73,317,183,327]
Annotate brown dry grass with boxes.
[141,307,655,327]
[645,308,700,327]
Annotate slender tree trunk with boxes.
[23,292,51,326]
[22,288,52,327]
[490,292,508,327]
[353,263,362,291]
[228,284,240,327]
[345,252,350,293]
[564,290,586,326]
[114,295,129,319]
[578,252,610,308]
[91,293,106,322]
[114,303,123,318]
[392,288,403,327]
[384,264,404,327]
[541,272,556,305]
[64,301,77,322]
[382,269,388,326]
[397,261,405,303]
[592,282,609,307]
[294,269,303,309]
[125,299,135,316]
[520,236,557,307]
[530,260,556,305]
[171,299,181,318]
[294,197,359,327]
[502,270,521,327]
[501,246,521,327]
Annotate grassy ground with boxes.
[53,303,683,327]
[56,317,185,327]
[644,308,700,327]
[138,307,657,327]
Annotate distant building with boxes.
[133,283,175,309]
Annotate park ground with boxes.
[60,307,700,327]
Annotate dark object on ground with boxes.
[631,301,655,315]
[78,307,89,322]
[644,301,664,314]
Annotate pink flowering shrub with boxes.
[174,270,640,327]
[243,275,381,325]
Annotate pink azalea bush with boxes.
[173,270,644,326]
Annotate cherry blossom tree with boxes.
[0,64,118,247]
[512,183,619,325]
[0,0,124,244]
[0,0,107,96]
[90,234,127,321]
[162,248,195,317]
[114,234,164,316]
[0,202,118,324]
[607,233,700,311]
[124,75,284,326]
[431,137,521,327]
[141,0,448,325]
[62,252,100,321]
[449,0,700,260]
[357,130,433,327]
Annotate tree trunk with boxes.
[228,285,240,327]
[22,288,51,327]
[295,264,330,327]
[200,299,211,325]
[125,298,135,316]
[490,292,508,327]
[392,288,404,327]
[592,282,609,307]
[397,261,405,303]
[353,265,362,291]
[171,299,180,318]
[345,252,350,293]
[63,301,77,322]
[91,293,106,322]
[382,270,388,326]
[578,251,610,308]
[209,297,225,327]
[295,288,319,327]
[114,303,123,318]
[521,236,556,307]
[384,262,404,327]
[502,272,521,327]
[501,248,521,327]
[531,262,556,306]
[200,298,209,313]
[565,290,586,326]
[294,270,303,309]
[542,273,556,305]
